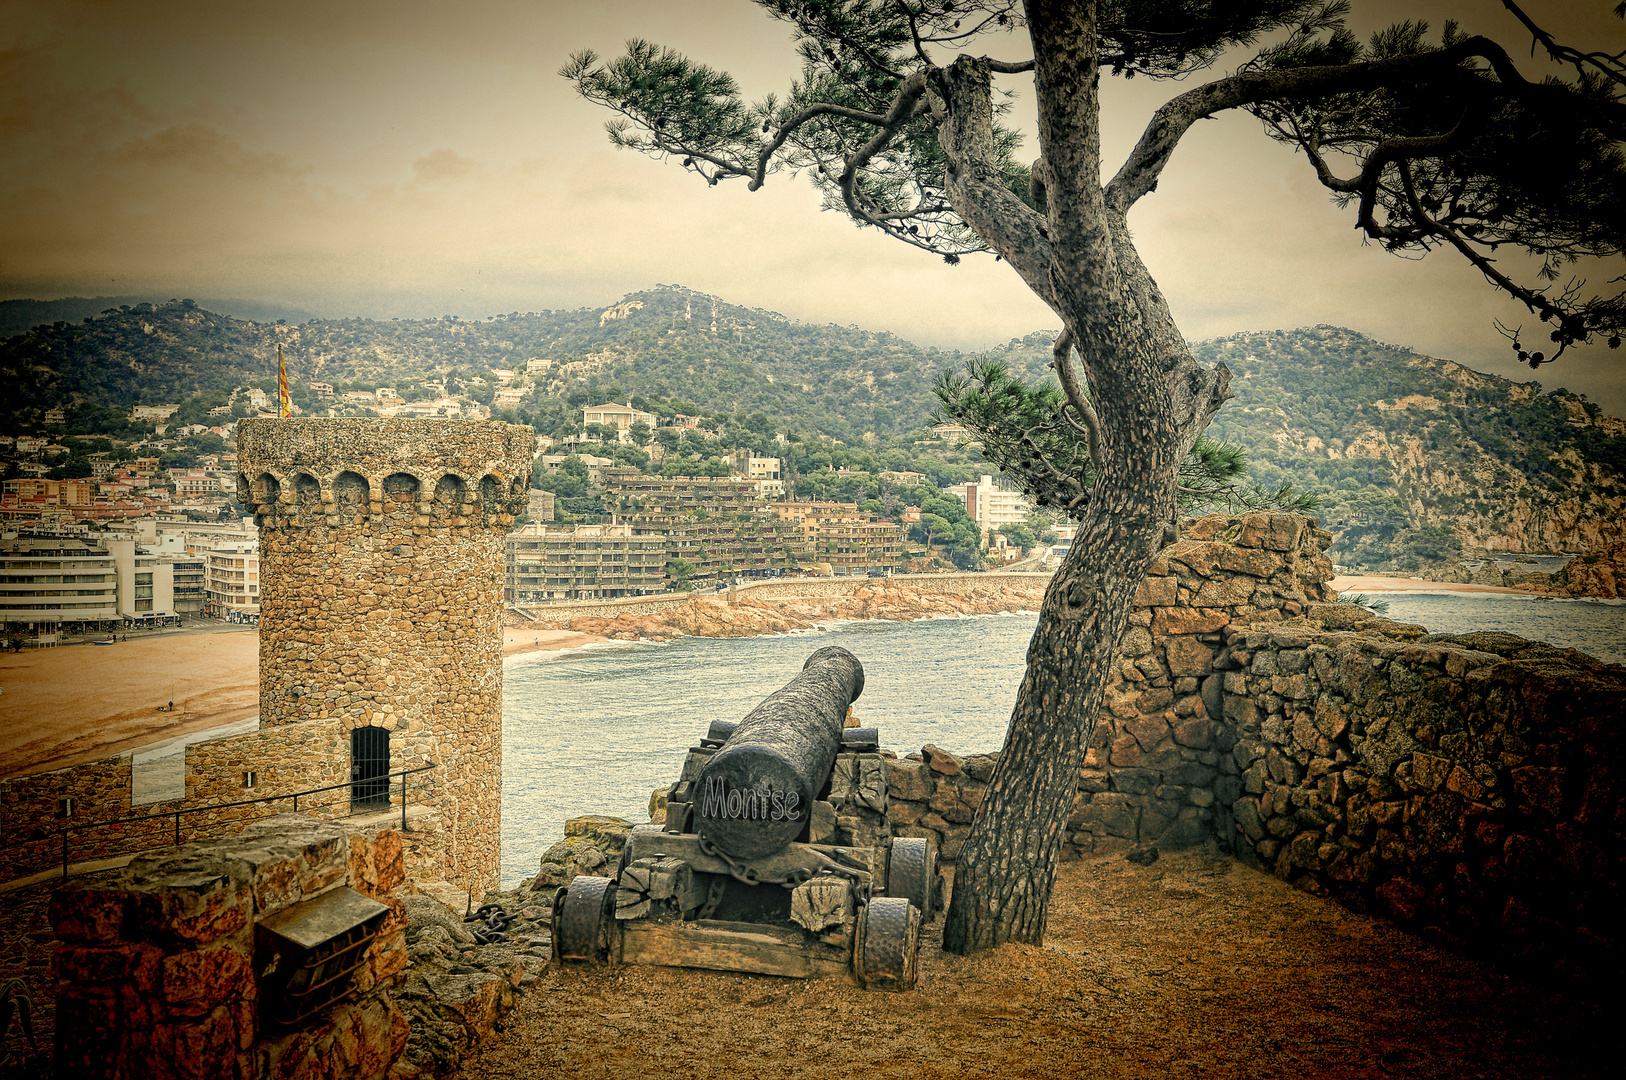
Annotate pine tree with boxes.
[567,0,1626,953]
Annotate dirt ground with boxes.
[0,625,260,779]
[463,849,1615,1080]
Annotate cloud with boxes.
[116,123,305,180]
[411,148,478,184]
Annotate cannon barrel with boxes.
[694,646,865,859]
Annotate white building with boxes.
[959,475,1035,537]
[204,540,260,618]
[105,538,177,622]
[0,535,120,635]
[582,403,657,444]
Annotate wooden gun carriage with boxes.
[552,646,939,990]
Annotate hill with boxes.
[3,294,1621,562]
[0,288,967,444]
[1194,327,1626,563]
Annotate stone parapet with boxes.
[49,814,411,1080]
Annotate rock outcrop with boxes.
[543,580,1049,642]
[1555,540,1626,598]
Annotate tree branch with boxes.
[1048,328,1104,481]
[1104,35,1543,213]
[748,102,891,190]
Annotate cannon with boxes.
[552,646,939,990]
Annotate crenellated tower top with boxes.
[235,417,533,528]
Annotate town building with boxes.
[505,522,668,601]
[0,534,120,639]
[581,402,657,443]
[958,474,1036,537]
[173,472,222,497]
[770,502,904,575]
[104,539,176,622]
[130,404,182,423]
[203,540,260,620]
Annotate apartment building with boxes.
[204,541,260,618]
[959,474,1036,537]
[0,535,120,632]
[505,522,667,601]
[770,501,904,575]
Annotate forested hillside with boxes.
[5,292,1622,562]
[0,287,964,444]
[1195,327,1626,563]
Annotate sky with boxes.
[2,0,1623,413]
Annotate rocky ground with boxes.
[552,581,1049,642]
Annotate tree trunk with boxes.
[941,0,1228,954]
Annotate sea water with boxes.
[498,597,1625,886]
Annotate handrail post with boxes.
[401,771,408,831]
[174,811,181,846]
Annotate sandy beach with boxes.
[503,626,608,658]
[0,626,261,781]
[0,623,608,781]
[1329,574,1526,595]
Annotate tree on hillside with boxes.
[567,1,1626,953]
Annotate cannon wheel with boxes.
[552,876,617,965]
[855,896,920,991]
[885,837,937,917]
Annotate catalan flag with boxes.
[277,346,291,418]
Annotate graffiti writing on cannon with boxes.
[699,776,803,822]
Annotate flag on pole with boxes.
[277,346,291,418]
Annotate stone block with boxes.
[1164,637,1214,677]
[927,779,982,824]
[1153,608,1230,636]
[1074,793,1137,839]
[129,868,250,947]
[162,944,253,1020]
[885,758,934,801]
[1172,717,1211,749]
[51,882,130,944]
[1133,575,1178,607]
[921,744,962,776]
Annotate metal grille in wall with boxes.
[350,726,391,811]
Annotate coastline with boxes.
[1329,574,1529,596]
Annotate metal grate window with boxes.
[350,726,390,810]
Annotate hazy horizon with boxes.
[4,1,1623,412]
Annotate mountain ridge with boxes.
[3,290,1621,561]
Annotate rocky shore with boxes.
[516,579,1051,643]
[1362,539,1626,599]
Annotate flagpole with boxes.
[278,346,291,418]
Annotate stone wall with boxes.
[872,513,1623,982]
[2,755,133,878]
[49,814,411,1080]
[1217,617,1623,982]
[239,418,533,895]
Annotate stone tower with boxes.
[236,418,534,892]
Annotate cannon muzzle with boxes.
[694,646,864,859]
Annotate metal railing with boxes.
[22,763,439,882]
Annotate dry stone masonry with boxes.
[49,815,411,1080]
[237,418,533,894]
